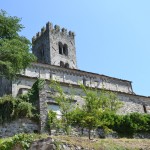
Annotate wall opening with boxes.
[65,63,69,68]
[63,44,68,56]
[60,61,64,67]
[58,42,63,55]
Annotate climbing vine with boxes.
[20,78,45,105]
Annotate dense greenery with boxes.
[0,133,48,150]
[49,81,122,139]
[70,85,122,139]
[0,95,35,124]
[0,79,45,124]
[104,112,150,137]
[48,81,150,138]
[0,10,36,79]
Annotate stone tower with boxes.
[32,22,77,69]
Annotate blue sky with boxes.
[1,0,150,96]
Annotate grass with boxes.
[0,134,150,150]
[52,135,150,150]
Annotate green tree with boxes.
[49,80,73,135]
[0,10,36,79]
[72,85,122,139]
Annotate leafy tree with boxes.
[72,85,122,139]
[49,80,122,138]
[0,10,36,79]
[49,80,73,135]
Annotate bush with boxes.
[0,133,44,150]
[16,101,35,118]
[101,112,150,137]
[0,95,35,124]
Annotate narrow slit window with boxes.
[63,44,68,56]
[58,42,63,54]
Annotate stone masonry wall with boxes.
[11,76,150,134]
[22,63,133,95]
[0,77,12,97]
[0,119,39,138]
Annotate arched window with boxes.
[60,61,64,67]
[63,44,68,56]
[65,63,69,68]
[58,42,63,55]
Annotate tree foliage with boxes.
[49,81,122,139]
[0,10,36,79]
[0,95,35,124]
[108,112,150,137]
[0,79,45,124]
[49,80,73,135]
[71,85,123,139]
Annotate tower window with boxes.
[58,42,63,54]
[65,63,69,68]
[60,61,64,67]
[58,42,68,56]
[63,44,68,56]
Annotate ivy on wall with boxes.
[20,78,45,105]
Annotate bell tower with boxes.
[32,22,77,69]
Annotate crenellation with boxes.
[37,32,41,37]
[46,21,53,30]
[61,27,67,34]
[41,26,46,33]
[54,24,60,32]
[32,22,75,45]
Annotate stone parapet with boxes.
[32,22,75,44]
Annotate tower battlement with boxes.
[32,22,75,43]
[32,22,77,69]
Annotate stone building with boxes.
[0,22,150,134]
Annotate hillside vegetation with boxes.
[0,134,150,150]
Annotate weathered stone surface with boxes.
[0,119,38,138]
[32,22,77,69]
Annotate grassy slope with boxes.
[0,134,150,150]
[53,135,150,150]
